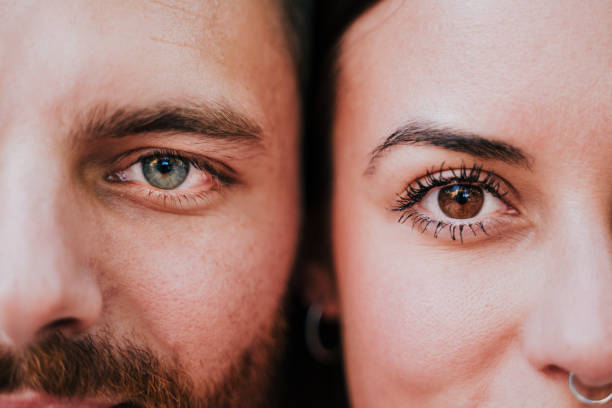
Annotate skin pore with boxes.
[0,1,299,407]
[329,0,612,406]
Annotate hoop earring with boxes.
[305,303,338,364]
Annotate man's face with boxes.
[0,1,299,406]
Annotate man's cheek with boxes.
[90,212,281,367]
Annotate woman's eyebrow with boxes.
[71,100,265,151]
[365,121,531,175]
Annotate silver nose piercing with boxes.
[569,373,612,405]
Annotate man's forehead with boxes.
[0,0,294,136]
[0,0,277,29]
[0,0,283,61]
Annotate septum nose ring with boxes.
[569,373,612,405]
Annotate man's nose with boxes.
[523,214,612,387]
[0,140,102,348]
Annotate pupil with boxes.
[452,186,470,205]
[156,158,173,174]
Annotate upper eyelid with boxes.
[392,164,519,211]
[112,147,239,185]
[412,165,517,195]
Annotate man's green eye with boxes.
[141,156,189,189]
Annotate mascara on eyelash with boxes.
[392,162,505,212]
[398,209,489,243]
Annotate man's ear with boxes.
[301,261,339,320]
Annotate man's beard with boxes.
[0,308,287,408]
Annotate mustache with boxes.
[0,331,195,407]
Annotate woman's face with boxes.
[331,0,612,406]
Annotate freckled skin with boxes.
[330,0,612,406]
[0,0,299,403]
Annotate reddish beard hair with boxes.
[0,312,286,408]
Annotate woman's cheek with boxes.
[335,206,529,400]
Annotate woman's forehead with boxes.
[334,0,612,161]
[337,0,612,104]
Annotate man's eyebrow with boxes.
[74,101,264,149]
[366,122,531,174]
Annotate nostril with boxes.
[543,364,567,380]
[0,352,16,390]
[41,317,81,335]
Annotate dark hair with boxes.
[276,0,312,96]
[302,0,379,263]
[285,2,381,408]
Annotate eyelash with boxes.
[392,163,515,242]
[105,148,235,211]
[136,148,235,183]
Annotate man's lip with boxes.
[0,390,125,408]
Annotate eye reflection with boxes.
[142,156,189,190]
[438,185,484,219]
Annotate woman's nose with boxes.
[522,216,612,387]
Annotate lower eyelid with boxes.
[396,192,521,243]
[102,181,221,213]
[398,210,512,243]
[103,166,221,212]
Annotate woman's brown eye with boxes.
[438,185,484,219]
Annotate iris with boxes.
[142,156,189,189]
[438,185,484,219]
